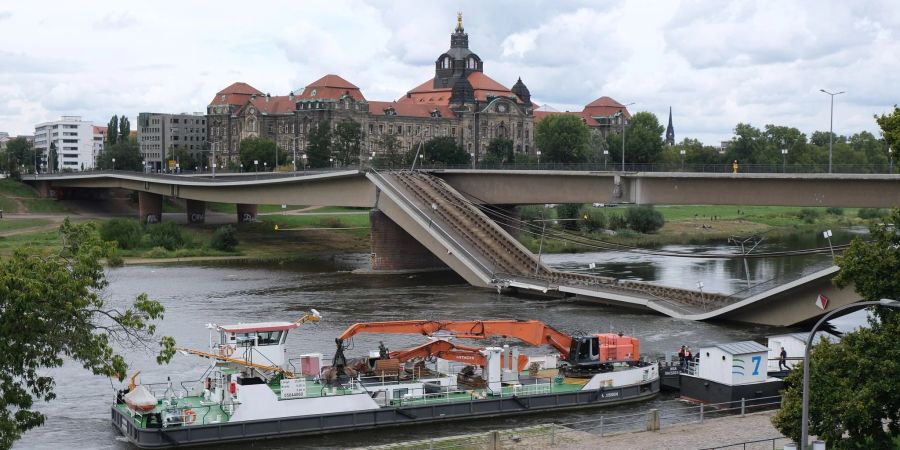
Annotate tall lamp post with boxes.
[781,148,788,173]
[801,299,900,448]
[819,89,845,174]
[603,149,609,170]
[680,149,686,170]
[889,147,894,173]
[614,102,635,171]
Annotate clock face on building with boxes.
[497,103,508,113]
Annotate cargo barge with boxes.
[112,314,660,448]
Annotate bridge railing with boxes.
[368,169,497,281]
[405,162,897,174]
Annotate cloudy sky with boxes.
[1,1,897,144]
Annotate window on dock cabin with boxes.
[257,331,284,346]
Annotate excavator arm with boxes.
[336,319,574,358]
[388,340,529,370]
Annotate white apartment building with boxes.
[137,112,207,171]
[93,126,107,164]
[34,116,97,172]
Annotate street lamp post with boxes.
[536,150,541,168]
[782,148,788,173]
[680,149,686,170]
[254,159,259,179]
[603,150,608,170]
[800,299,900,449]
[302,154,307,172]
[820,89,845,174]
[614,102,635,171]
[112,158,116,171]
[889,148,894,173]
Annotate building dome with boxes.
[511,77,531,105]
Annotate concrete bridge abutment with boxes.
[138,191,162,224]
[369,209,446,272]
[236,204,258,223]
[186,199,206,224]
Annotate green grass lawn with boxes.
[0,229,62,254]
[0,179,39,198]
[653,204,857,225]
[0,218,52,232]
[0,197,19,212]
[20,198,68,213]
[260,213,370,237]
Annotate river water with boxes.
[18,230,862,449]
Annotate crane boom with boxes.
[337,319,574,357]
[388,340,529,369]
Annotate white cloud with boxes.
[0,0,896,146]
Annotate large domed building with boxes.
[203,14,630,167]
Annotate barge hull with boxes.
[113,379,659,448]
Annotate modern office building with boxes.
[137,112,207,171]
[33,116,96,172]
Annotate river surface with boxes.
[18,230,864,449]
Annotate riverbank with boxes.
[361,410,791,450]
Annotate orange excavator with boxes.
[332,319,641,377]
[387,339,529,370]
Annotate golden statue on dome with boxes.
[456,11,464,32]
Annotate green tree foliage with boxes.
[609,112,665,165]
[608,213,628,230]
[100,218,144,250]
[875,106,900,150]
[118,116,130,143]
[145,221,184,250]
[555,203,582,230]
[423,136,470,165]
[3,137,35,178]
[107,115,119,146]
[167,147,197,170]
[773,209,900,446]
[332,120,362,167]
[578,206,607,232]
[96,140,142,171]
[624,205,665,233]
[238,137,280,171]
[209,225,238,251]
[728,123,764,164]
[0,219,174,447]
[484,138,514,164]
[306,121,333,168]
[857,208,889,219]
[373,134,404,168]
[535,114,591,163]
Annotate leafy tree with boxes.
[728,123,763,164]
[484,137,514,164]
[773,208,900,446]
[332,120,362,167]
[118,116,131,143]
[875,106,900,151]
[625,205,665,233]
[423,136,470,165]
[612,112,664,165]
[209,225,239,251]
[106,115,119,146]
[100,218,144,250]
[535,114,591,163]
[578,206,607,232]
[167,147,197,170]
[47,142,58,173]
[238,137,280,171]
[306,121,333,168]
[97,140,142,171]
[0,219,174,448]
[3,137,34,179]
[555,203,582,231]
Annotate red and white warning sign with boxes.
[815,294,829,310]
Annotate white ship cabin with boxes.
[217,322,298,368]
[765,332,839,371]
[697,341,769,386]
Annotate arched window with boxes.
[467,57,477,70]
[441,56,451,69]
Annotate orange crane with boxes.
[334,319,641,377]
[387,339,529,370]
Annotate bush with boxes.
[608,214,628,230]
[578,207,607,232]
[145,222,184,250]
[555,204,582,230]
[858,208,889,219]
[145,246,169,258]
[210,225,239,251]
[825,207,844,216]
[624,205,665,233]
[796,208,823,224]
[99,218,143,249]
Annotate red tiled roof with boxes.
[368,101,453,119]
[399,72,516,105]
[583,96,631,120]
[245,95,296,115]
[296,74,365,101]
[209,82,264,106]
[92,126,107,134]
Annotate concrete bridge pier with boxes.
[369,209,446,272]
[186,199,206,224]
[236,204,257,223]
[138,192,163,224]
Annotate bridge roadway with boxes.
[28,169,874,326]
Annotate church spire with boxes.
[665,106,675,145]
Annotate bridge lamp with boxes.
[889,147,894,173]
[111,158,116,171]
[680,149,686,170]
[800,299,900,448]
[781,149,788,173]
[819,89,845,174]
[536,150,541,167]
